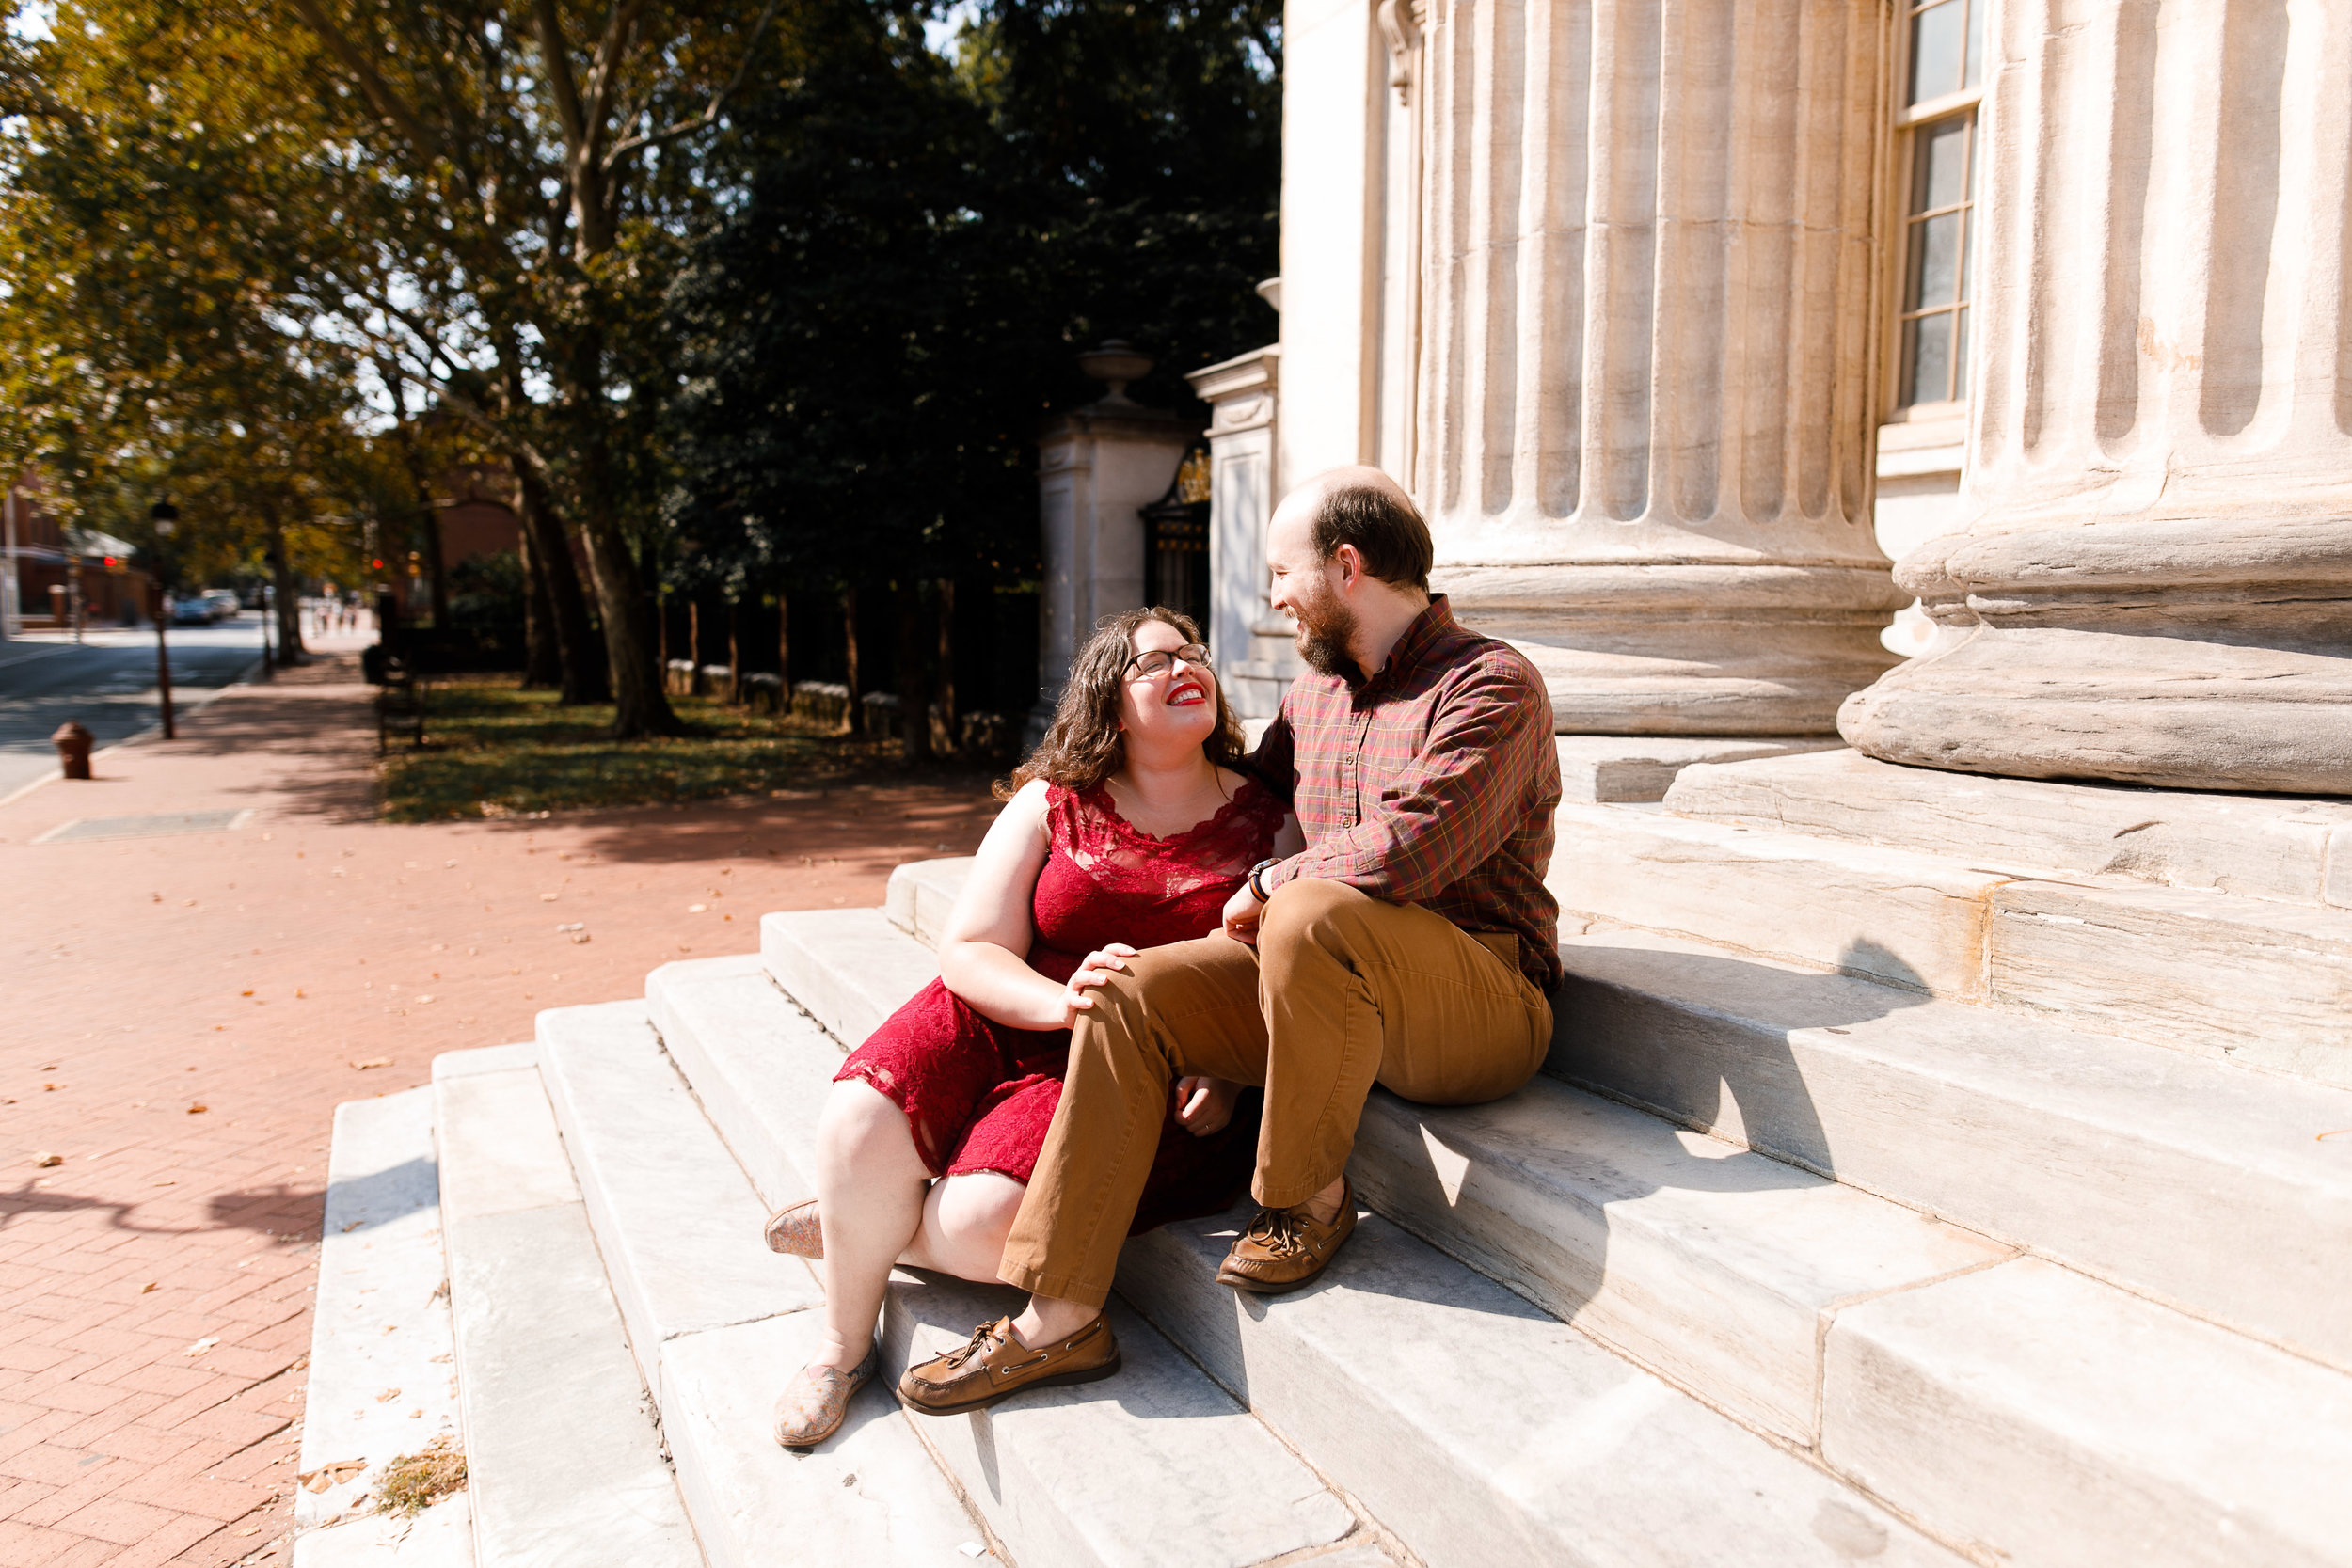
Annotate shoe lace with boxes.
[1243,1205,1310,1259]
[946,1321,1004,1370]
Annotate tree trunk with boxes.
[726,598,742,705]
[775,590,792,716]
[840,585,864,736]
[687,598,702,696]
[934,578,957,754]
[422,496,450,628]
[515,469,605,704]
[577,502,680,737]
[896,584,931,764]
[266,510,306,663]
[516,515,563,688]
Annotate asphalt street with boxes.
[0,616,267,801]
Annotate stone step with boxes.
[847,860,2352,1370]
[648,955,1964,1568]
[1663,746,2352,910]
[526,1003,1004,1568]
[533,1002,821,1408]
[295,1085,471,1568]
[429,1047,702,1568]
[640,957,1379,1568]
[771,895,2016,1442]
[1552,928,2352,1374]
[1822,1257,2352,1568]
[1547,800,2352,1085]
[886,855,974,946]
[762,906,936,1050]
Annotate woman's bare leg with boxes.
[902,1173,1027,1283]
[810,1079,931,1374]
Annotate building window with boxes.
[1892,0,1984,412]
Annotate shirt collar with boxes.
[1356,594,1456,696]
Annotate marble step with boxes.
[886,855,974,946]
[1547,800,2352,1085]
[1663,746,2352,910]
[628,958,1372,1568]
[429,1047,703,1568]
[1823,1257,2352,1568]
[770,905,2017,1442]
[862,859,2352,1370]
[1552,928,2352,1374]
[647,955,1964,1568]
[527,1002,1016,1568]
[295,1085,471,1568]
[751,897,2352,1566]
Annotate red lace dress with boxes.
[836,778,1283,1235]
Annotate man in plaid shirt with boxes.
[974,467,1560,1376]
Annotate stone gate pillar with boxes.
[1030,342,1195,741]
[1416,0,1901,735]
[1839,0,2352,793]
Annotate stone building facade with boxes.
[1196,0,2347,800]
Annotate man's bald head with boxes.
[1273,465,1433,592]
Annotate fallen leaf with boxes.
[569,932,591,944]
[241,989,254,997]
[555,922,583,932]
[33,1152,61,1167]
[538,892,558,901]
[238,1526,260,1536]
[342,1220,363,1232]
[151,1180,176,1187]
[415,995,435,1005]
[375,1387,401,1402]
[352,1059,391,1070]
[298,1460,366,1493]
[294,988,307,999]
[141,1281,158,1292]
[186,1337,218,1356]
[188,1103,209,1114]
[688,903,707,913]
[42,1083,60,1092]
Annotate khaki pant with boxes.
[1000,879,1553,1307]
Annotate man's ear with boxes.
[1332,544,1364,593]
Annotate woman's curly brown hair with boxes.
[996,607,1249,800]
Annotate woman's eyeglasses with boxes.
[1124,644,1213,680]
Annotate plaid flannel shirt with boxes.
[1247,595,1563,990]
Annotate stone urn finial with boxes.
[1075,340,1154,404]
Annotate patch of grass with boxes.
[379,676,943,821]
[372,1436,466,1517]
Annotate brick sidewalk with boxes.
[0,657,996,1565]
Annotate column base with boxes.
[1438,562,1907,736]
[1838,517,2352,795]
[1553,736,1846,803]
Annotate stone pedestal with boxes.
[1840,0,2352,793]
[1188,345,1300,728]
[1413,0,1902,736]
[1031,346,1195,739]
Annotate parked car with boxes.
[169,594,214,626]
[204,589,242,621]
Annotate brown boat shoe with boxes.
[1216,1179,1359,1294]
[897,1314,1121,1416]
[764,1198,822,1259]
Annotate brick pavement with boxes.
[0,654,997,1564]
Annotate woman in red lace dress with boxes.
[769,608,1297,1447]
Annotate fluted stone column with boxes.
[1416,0,1902,736]
[1840,0,2352,793]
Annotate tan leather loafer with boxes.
[1216,1180,1359,1294]
[773,1343,879,1449]
[765,1198,822,1259]
[897,1315,1120,1416]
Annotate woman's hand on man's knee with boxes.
[1173,1075,1240,1136]
[1061,943,1138,1028]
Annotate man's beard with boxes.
[1292,591,1359,679]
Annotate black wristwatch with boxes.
[1247,858,1281,902]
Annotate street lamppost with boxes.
[149,502,178,739]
